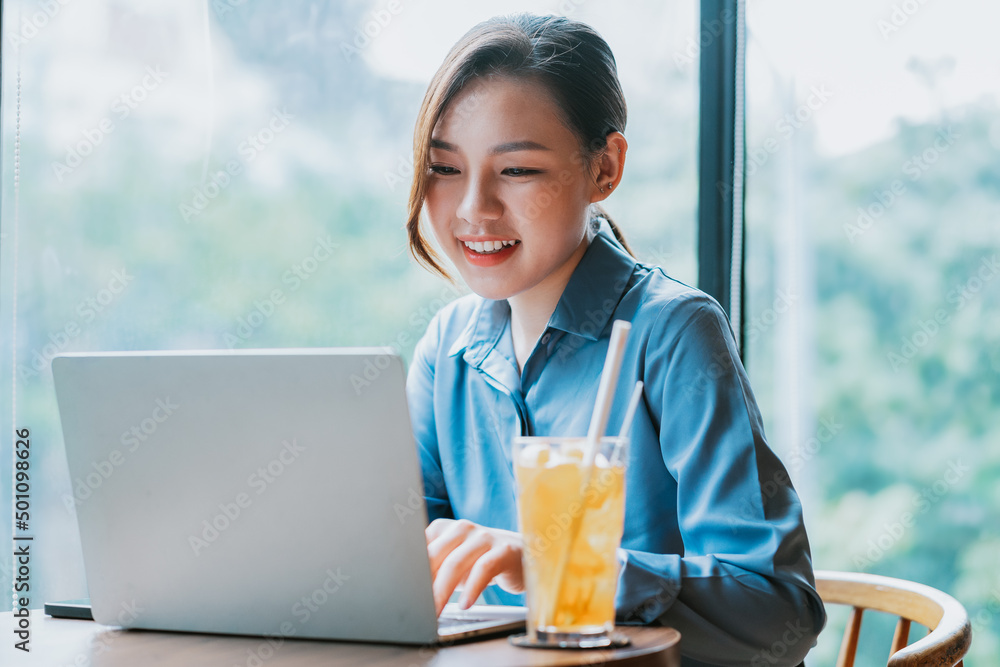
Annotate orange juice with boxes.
[514,437,626,646]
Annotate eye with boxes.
[503,167,542,177]
[429,164,459,176]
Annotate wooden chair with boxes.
[814,570,971,667]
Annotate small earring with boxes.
[607,182,614,190]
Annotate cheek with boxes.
[423,186,451,230]
[514,178,589,232]
[507,183,557,224]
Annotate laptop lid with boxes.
[53,348,446,644]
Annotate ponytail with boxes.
[591,203,633,256]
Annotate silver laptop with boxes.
[52,348,524,644]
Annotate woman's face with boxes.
[423,76,599,302]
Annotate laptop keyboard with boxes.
[438,615,491,629]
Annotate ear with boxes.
[589,132,628,204]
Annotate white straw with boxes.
[582,319,632,467]
[548,319,631,622]
[617,381,644,439]
[612,381,643,465]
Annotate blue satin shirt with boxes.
[406,222,826,666]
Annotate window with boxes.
[746,1,1000,662]
[0,0,699,611]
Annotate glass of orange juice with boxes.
[512,435,627,648]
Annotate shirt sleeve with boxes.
[406,311,455,523]
[615,295,826,667]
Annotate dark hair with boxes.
[406,13,631,278]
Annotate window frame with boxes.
[697,0,747,354]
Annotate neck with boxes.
[508,281,565,361]
[508,228,595,371]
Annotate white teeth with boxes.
[463,240,518,253]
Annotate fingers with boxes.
[432,535,492,615]
[457,541,521,609]
[426,519,473,580]
[425,517,452,543]
[425,520,525,616]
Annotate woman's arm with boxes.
[406,312,455,523]
[616,294,826,667]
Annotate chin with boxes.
[457,272,522,302]
[464,282,516,302]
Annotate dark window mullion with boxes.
[697,0,746,354]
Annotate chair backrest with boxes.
[814,570,971,667]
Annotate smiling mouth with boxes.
[462,239,520,255]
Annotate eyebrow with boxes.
[429,139,552,155]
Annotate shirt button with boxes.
[541,333,551,344]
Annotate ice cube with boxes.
[518,442,550,467]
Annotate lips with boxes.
[463,239,518,253]
[459,238,520,267]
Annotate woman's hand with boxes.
[425,518,524,616]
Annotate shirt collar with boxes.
[447,298,508,363]
[447,219,637,360]
[548,219,636,341]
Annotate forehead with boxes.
[433,76,576,147]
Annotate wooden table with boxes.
[2,610,680,666]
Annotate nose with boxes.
[455,173,503,225]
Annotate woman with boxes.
[404,13,825,666]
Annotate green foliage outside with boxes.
[1,2,996,664]
[747,104,1000,664]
